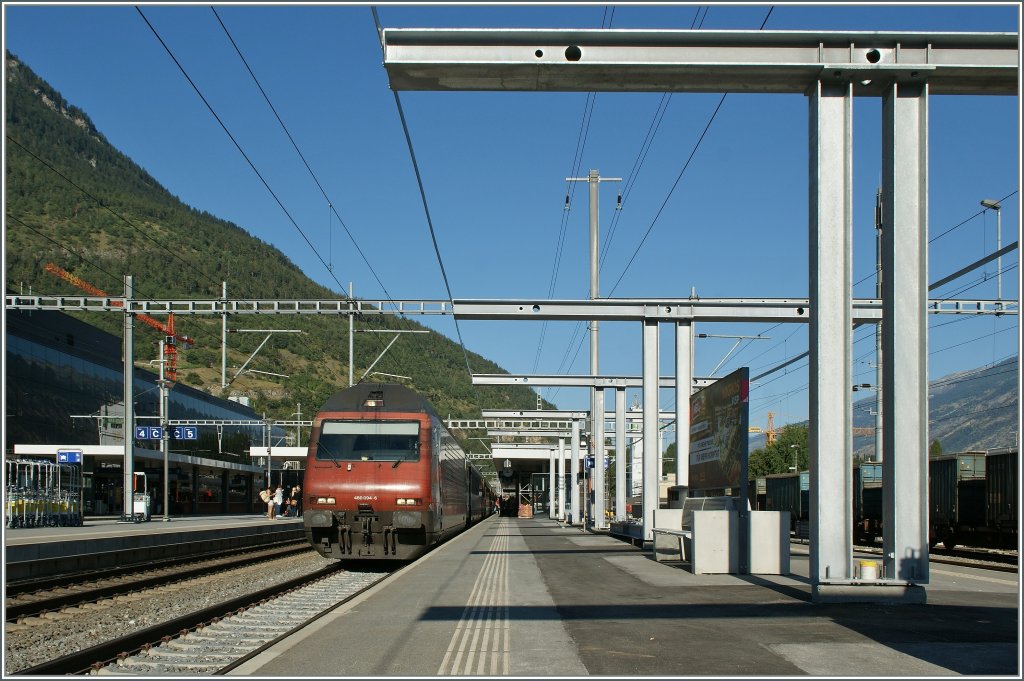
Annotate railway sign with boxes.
[57,449,82,464]
[172,426,198,440]
[134,426,164,440]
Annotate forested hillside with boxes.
[4,51,550,427]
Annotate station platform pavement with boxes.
[234,515,1018,678]
[4,514,303,580]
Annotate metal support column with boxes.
[570,420,581,526]
[675,322,691,489]
[548,449,556,520]
[159,340,170,522]
[615,388,626,521]
[593,387,606,528]
[120,275,136,522]
[561,436,569,520]
[348,281,355,387]
[221,281,228,390]
[809,80,854,593]
[882,81,930,585]
[642,320,659,541]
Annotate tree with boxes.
[748,423,809,478]
[929,439,943,457]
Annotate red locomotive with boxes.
[302,383,494,560]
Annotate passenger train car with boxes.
[302,384,494,560]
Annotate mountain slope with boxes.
[4,50,549,424]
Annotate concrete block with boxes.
[749,510,790,574]
[692,510,739,574]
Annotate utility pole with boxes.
[566,169,620,528]
[120,275,136,523]
[157,340,171,522]
[349,281,355,387]
[221,281,228,390]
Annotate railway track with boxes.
[14,562,393,675]
[853,543,1018,573]
[5,540,313,622]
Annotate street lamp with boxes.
[789,444,799,472]
[980,199,1002,303]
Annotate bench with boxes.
[652,496,738,563]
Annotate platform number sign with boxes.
[134,426,198,440]
[134,426,164,440]
[173,426,198,440]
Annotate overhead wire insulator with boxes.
[616,193,622,211]
[564,194,570,211]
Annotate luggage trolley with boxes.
[5,458,84,528]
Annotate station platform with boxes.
[5,514,303,581]
[233,515,1018,677]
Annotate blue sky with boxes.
[4,3,1020,436]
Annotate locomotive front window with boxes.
[315,421,420,462]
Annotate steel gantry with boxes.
[381,26,1018,602]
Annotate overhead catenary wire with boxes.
[606,6,773,298]
[211,7,395,306]
[6,135,226,298]
[211,6,426,380]
[371,6,474,380]
[532,5,614,395]
[136,7,353,301]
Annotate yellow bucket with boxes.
[860,560,879,580]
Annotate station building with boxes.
[5,310,285,516]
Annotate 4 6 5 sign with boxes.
[134,426,198,441]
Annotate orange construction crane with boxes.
[44,263,194,381]
[748,411,778,444]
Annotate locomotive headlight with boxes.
[396,498,422,506]
[316,496,336,504]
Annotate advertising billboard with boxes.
[688,367,749,493]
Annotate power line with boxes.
[371,6,473,379]
[211,7,391,304]
[606,6,774,296]
[6,214,131,293]
[211,6,422,381]
[136,7,352,299]
[6,135,226,297]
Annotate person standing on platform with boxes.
[273,485,284,519]
[261,487,273,520]
[290,483,302,517]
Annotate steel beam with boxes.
[549,449,556,520]
[593,387,606,528]
[809,80,854,593]
[570,421,581,526]
[482,410,589,419]
[615,388,626,522]
[642,320,659,541]
[382,28,1018,95]
[473,374,715,388]
[557,438,565,521]
[7,295,1011,319]
[448,419,573,429]
[882,81,930,586]
[676,322,692,488]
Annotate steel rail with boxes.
[16,562,350,675]
[5,541,311,622]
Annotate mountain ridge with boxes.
[5,50,550,428]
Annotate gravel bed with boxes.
[3,550,339,675]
